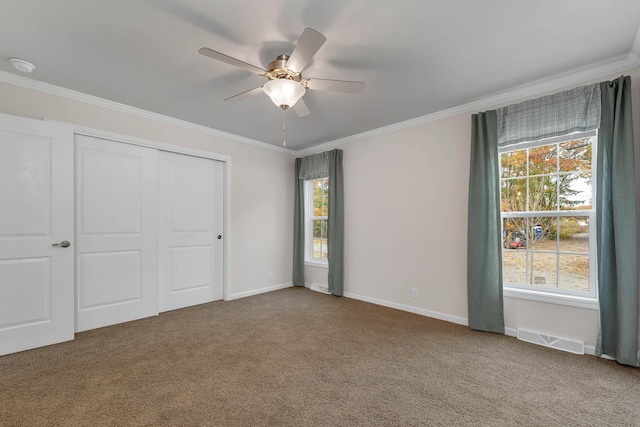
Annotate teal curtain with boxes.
[328,149,344,296]
[293,158,305,286]
[467,110,505,333]
[293,150,344,294]
[596,76,639,367]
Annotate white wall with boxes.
[325,112,474,333]
[0,80,294,299]
[342,114,471,321]
[305,66,640,351]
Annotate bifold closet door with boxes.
[159,151,224,312]
[75,135,159,332]
[0,114,74,356]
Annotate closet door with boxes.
[0,114,74,356]
[75,135,159,332]
[159,151,224,312]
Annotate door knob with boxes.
[217,235,222,240]
[52,240,71,248]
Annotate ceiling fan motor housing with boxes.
[266,54,303,83]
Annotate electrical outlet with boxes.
[411,288,419,299]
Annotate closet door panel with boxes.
[159,151,223,312]
[75,135,158,332]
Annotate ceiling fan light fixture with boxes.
[263,79,305,109]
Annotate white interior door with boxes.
[0,114,74,356]
[75,135,159,332]
[159,151,223,312]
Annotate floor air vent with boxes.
[517,328,584,355]
[310,283,330,294]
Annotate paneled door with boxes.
[75,135,159,332]
[0,114,74,356]
[159,151,224,312]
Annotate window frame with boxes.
[498,130,598,306]
[304,177,329,268]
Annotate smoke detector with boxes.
[10,58,35,73]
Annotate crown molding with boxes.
[296,53,640,157]
[0,70,294,155]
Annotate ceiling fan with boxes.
[198,28,365,118]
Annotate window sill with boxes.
[503,286,599,310]
[304,260,328,269]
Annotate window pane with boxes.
[503,250,526,284]
[314,202,327,218]
[502,178,527,212]
[500,180,508,211]
[560,172,592,210]
[558,216,589,253]
[313,178,329,217]
[528,144,557,176]
[501,151,526,179]
[558,254,589,292]
[312,219,324,239]
[528,216,556,252]
[313,219,328,260]
[527,252,557,289]
[503,218,527,249]
[321,220,327,259]
[559,138,592,173]
[528,175,557,211]
[322,178,329,215]
[500,152,509,179]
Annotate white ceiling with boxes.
[1,0,640,150]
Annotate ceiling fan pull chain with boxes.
[282,109,287,147]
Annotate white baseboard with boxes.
[343,292,469,327]
[226,283,293,301]
[583,345,596,356]
[343,293,599,356]
[228,286,599,357]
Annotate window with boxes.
[305,177,329,266]
[499,131,596,298]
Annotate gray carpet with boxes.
[1,287,639,426]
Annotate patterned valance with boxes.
[497,83,601,147]
[298,151,330,180]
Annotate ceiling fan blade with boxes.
[306,78,365,94]
[224,86,264,103]
[286,28,327,73]
[199,47,266,75]
[293,98,310,117]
